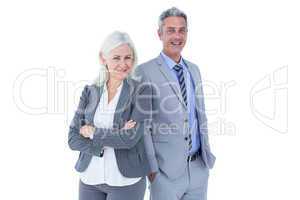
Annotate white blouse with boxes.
[79,82,141,186]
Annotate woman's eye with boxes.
[113,57,120,60]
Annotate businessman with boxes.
[135,7,216,200]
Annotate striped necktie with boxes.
[173,64,187,106]
[173,64,192,151]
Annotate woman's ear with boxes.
[99,52,106,65]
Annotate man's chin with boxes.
[169,47,183,54]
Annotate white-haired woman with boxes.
[68,31,152,200]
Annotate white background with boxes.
[0,0,299,199]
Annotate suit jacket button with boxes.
[184,137,188,141]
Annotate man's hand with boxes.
[80,125,95,138]
[147,172,157,183]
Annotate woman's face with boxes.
[102,44,134,82]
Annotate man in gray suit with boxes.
[135,7,216,200]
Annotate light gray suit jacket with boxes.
[135,55,216,180]
[68,78,152,178]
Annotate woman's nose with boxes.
[119,60,128,68]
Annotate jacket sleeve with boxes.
[92,82,153,150]
[68,85,103,156]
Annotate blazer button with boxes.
[184,137,188,141]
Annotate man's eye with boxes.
[113,57,120,60]
[179,29,187,34]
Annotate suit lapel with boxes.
[84,84,103,125]
[113,79,131,128]
[183,59,200,86]
[183,60,208,145]
[183,60,203,112]
[155,55,187,109]
[183,59,202,109]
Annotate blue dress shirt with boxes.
[160,52,201,155]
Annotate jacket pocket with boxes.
[127,148,140,167]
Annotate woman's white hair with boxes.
[94,31,138,87]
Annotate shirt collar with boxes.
[160,51,185,70]
[103,81,124,93]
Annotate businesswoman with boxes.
[68,31,152,200]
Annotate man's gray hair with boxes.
[158,7,188,32]
[94,31,138,87]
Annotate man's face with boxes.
[158,16,187,59]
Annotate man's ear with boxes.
[99,52,106,65]
[157,29,163,41]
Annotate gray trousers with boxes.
[79,177,146,200]
[150,156,209,200]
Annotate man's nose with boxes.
[174,31,182,39]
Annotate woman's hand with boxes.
[122,119,136,130]
[80,125,95,138]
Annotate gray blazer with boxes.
[135,55,216,180]
[68,78,152,178]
